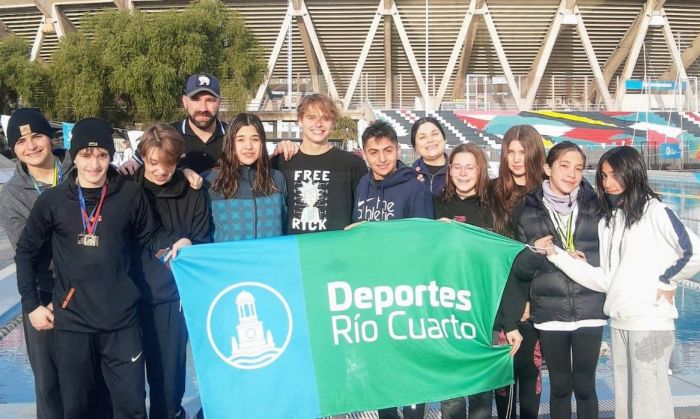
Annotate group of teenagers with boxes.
[1,72,699,419]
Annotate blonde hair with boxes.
[297,94,339,123]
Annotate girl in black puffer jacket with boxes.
[512,141,606,419]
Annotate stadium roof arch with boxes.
[1,0,700,112]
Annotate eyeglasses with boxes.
[449,164,477,173]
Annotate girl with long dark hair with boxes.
[205,113,287,242]
[513,141,605,418]
[545,146,700,419]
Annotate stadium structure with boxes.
[2,0,700,167]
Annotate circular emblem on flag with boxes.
[207,282,293,370]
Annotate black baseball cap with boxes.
[185,73,220,98]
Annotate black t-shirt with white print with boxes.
[275,147,367,234]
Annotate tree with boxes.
[0,36,52,115]
[331,116,358,150]
[49,0,266,126]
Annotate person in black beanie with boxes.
[0,108,68,419]
[15,117,192,419]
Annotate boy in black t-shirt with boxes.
[274,94,367,234]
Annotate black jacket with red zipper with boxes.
[15,167,181,333]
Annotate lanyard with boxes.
[30,158,62,194]
[77,184,107,235]
[553,211,575,253]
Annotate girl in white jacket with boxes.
[542,146,700,419]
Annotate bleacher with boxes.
[377,109,502,149]
[433,111,499,148]
[375,110,412,146]
[677,113,700,141]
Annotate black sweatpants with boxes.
[22,309,62,419]
[378,403,425,419]
[495,321,541,419]
[54,325,146,419]
[538,327,603,419]
[141,300,188,419]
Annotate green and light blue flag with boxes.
[171,219,524,418]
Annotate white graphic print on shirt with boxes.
[292,170,329,231]
[356,197,396,221]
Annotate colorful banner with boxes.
[172,219,523,418]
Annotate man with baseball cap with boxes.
[175,73,227,173]
[0,108,70,419]
[15,117,192,418]
[119,73,227,176]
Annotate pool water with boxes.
[672,286,700,375]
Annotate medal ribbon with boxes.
[553,211,575,253]
[77,184,107,235]
[31,158,63,194]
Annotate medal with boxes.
[77,233,100,247]
[77,183,107,247]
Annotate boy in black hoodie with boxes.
[131,124,212,419]
[353,120,433,223]
[351,120,432,419]
[15,117,191,419]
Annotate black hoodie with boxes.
[15,167,181,332]
[131,167,212,304]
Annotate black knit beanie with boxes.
[6,108,53,152]
[69,117,115,161]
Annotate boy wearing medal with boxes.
[15,117,191,419]
[0,108,70,419]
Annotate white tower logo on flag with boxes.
[207,282,293,370]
